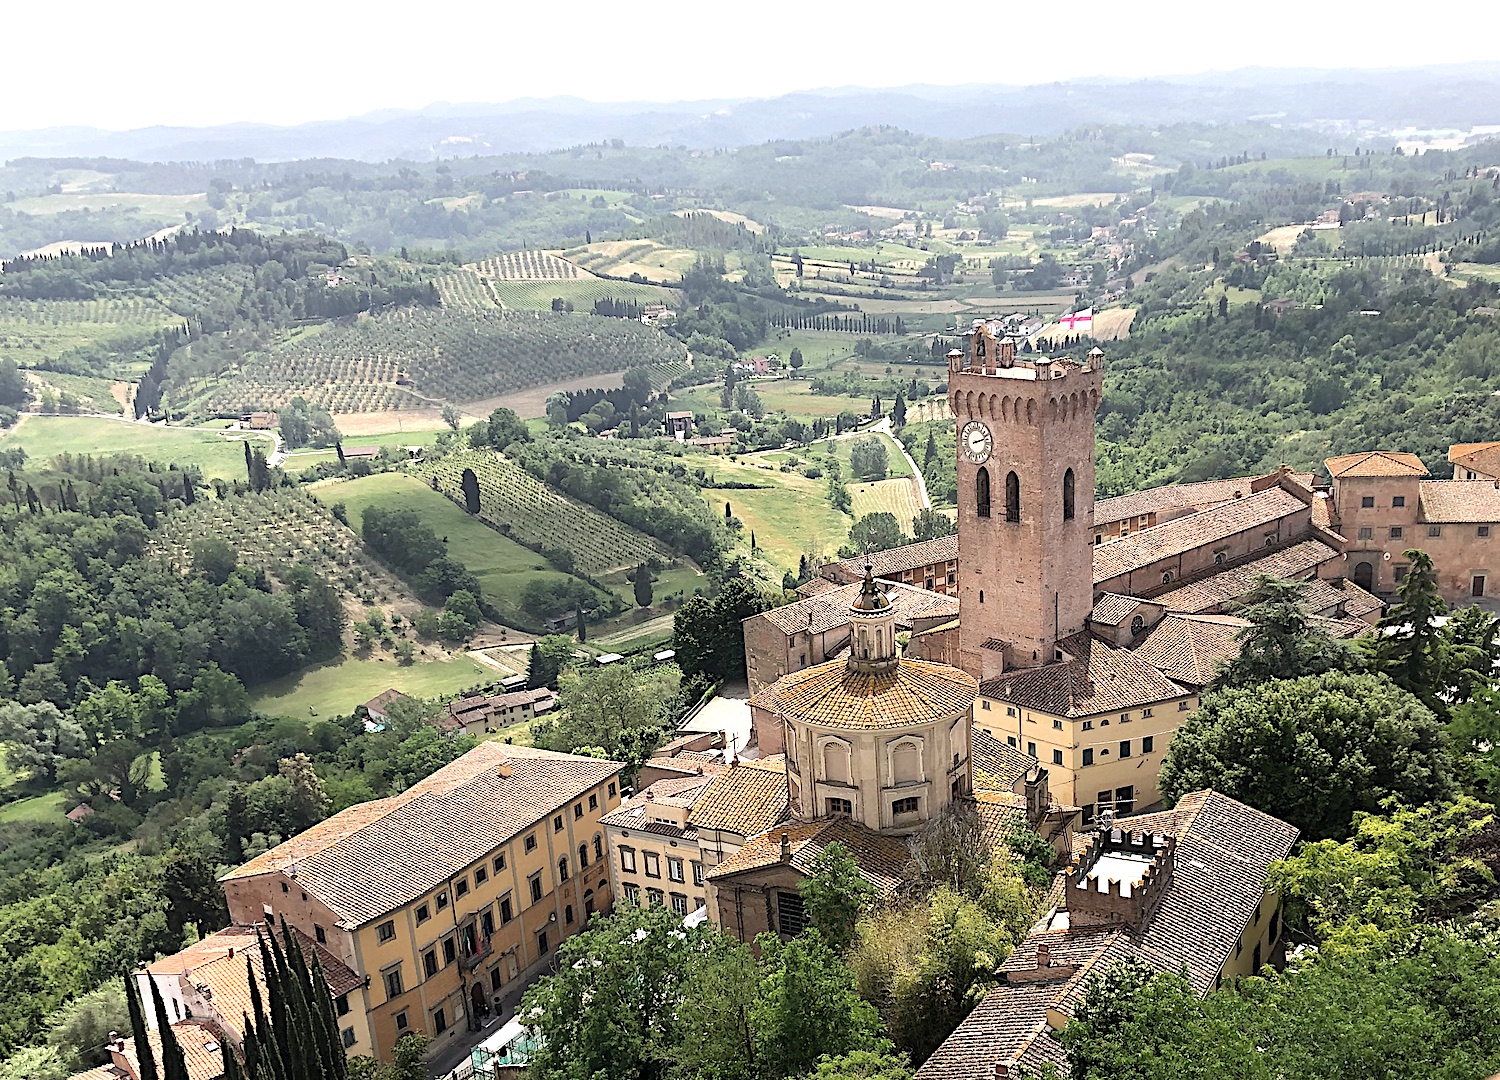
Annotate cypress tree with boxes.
[125,975,159,1080]
[150,977,190,1080]
[244,440,254,485]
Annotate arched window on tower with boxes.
[1063,468,1076,521]
[976,467,991,518]
[1005,471,1021,522]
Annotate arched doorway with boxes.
[1352,561,1375,591]
[471,981,487,1018]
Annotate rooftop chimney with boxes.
[779,832,792,863]
[1036,942,1050,969]
[995,1064,1009,1078]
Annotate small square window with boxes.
[525,834,537,853]
[621,846,637,872]
[500,896,513,923]
[644,852,662,877]
[1052,719,1064,730]
[494,853,507,873]
[1392,495,1406,508]
[1082,720,1094,731]
[1358,526,1373,540]
[341,1028,356,1050]
[1480,526,1492,538]
[1429,525,1442,538]
[280,882,289,894]
[377,921,396,943]
[1141,708,1152,718]
[1082,748,1094,766]
[1389,526,1404,540]
[668,858,685,883]
[454,879,469,898]
[1361,496,1375,508]
[1119,713,1130,723]
[1006,735,1018,747]
[981,700,990,711]
[574,803,584,820]
[395,1011,409,1032]
[1143,736,1155,754]
[435,892,449,911]
[553,815,564,832]
[416,904,430,924]
[588,793,598,811]
[1027,741,1037,757]
[1178,700,1190,711]
[1052,749,1063,765]
[336,995,350,1017]
[314,925,327,945]
[1394,565,1408,584]
[474,866,488,886]
[608,782,617,798]
[1006,706,1017,717]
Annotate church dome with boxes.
[761,657,978,731]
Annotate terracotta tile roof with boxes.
[102,1021,225,1080]
[794,577,842,598]
[1336,579,1383,619]
[1149,538,1339,614]
[980,637,1183,718]
[1132,613,1243,688]
[1094,471,1314,526]
[601,775,713,840]
[753,657,977,730]
[1092,487,1309,583]
[972,729,1035,791]
[830,534,959,582]
[1417,479,1500,523]
[756,580,958,637]
[145,925,361,1036]
[1325,451,1429,478]
[1310,490,1337,530]
[221,744,621,927]
[1448,441,1500,475]
[919,791,1299,1080]
[362,688,413,715]
[1090,592,1146,627]
[689,762,789,837]
[705,818,909,892]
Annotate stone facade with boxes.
[949,330,1102,680]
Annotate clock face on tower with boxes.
[962,420,992,464]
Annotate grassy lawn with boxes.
[0,790,67,823]
[0,415,272,478]
[282,429,449,473]
[251,654,495,718]
[312,472,604,626]
[702,460,849,571]
[807,432,914,478]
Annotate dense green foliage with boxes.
[673,579,773,684]
[1159,670,1453,841]
[1051,927,1500,1080]
[521,905,891,1080]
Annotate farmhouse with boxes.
[665,410,694,440]
[441,688,557,736]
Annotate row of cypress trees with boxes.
[125,920,349,1080]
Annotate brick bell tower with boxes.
[949,325,1103,682]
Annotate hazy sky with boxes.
[4,0,1500,131]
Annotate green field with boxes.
[672,379,858,420]
[0,416,273,479]
[26,371,125,414]
[0,790,67,823]
[251,654,495,719]
[281,429,450,473]
[0,296,178,366]
[487,279,678,312]
[312,471,605,626]
[805,432,915,478]
[700,458,850,571]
